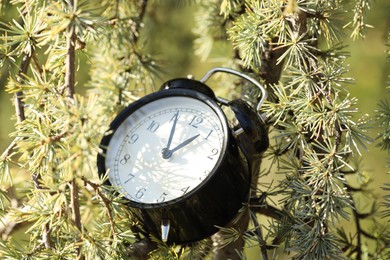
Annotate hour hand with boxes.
[170,134,200,153]
[162,134,200,159]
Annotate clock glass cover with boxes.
[104,94,227,205]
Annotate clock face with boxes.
[103,93,227,205]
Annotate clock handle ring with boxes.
[199,67,267,111]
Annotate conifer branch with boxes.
[249,198,284,221]
[251,214,268,260]
[352,202,363,260]
[132,0,148,45]
[69,179,82,232]
[0,1,385,259]
[26,243,45,257]
[69,179,83,258]
[64,0,77,100]
[139,0,148,28]
[0,138,19,161]
[0,188,22,240]
[63,1,83,258]
[8,9,55,252]
[212,134,267,259]
[65,26,76,99]
[15,52,32,122]
[81,177,116,234]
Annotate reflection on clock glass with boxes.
[105,96,226,204]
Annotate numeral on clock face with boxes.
[205,129,213,140]
[120,154,131,165]
[189,115,203,128]
[135,188,146,199]
[207,148,219,160]
[157,192,168,203]
[128,134,139,144]
[181,186,190,195]
[147,120,160,132]
[170,111,179,122]
[124,173,135,184]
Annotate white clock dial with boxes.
[105,96,226,204]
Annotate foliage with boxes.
[193,0,388,258]
[0,0,157,259]
[0,0,388,259]
[377,32,390,259]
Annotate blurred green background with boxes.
[0,1,389,256]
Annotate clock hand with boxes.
[171,134,200,153]
[165,111,179,150]
[162,134,200,159]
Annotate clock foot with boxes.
[161,219,170,242]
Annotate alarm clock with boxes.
[97,67,268,244]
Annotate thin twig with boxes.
[5,14,53,250]
[249,199,284,221]
[81,177,116,233]
[69,178,83,259]
[138,0,148,28]
[251,214,268,260]
[0,188,21,240]
[130,0,148,43]
[65,28,76,99]
[15,52,32,122]
[64,23,76,99]
[352,203,362,260]
[32,51,44,76]
[70,179,82,231]
[64,1,83,258]
[0,138,19,160]
[42,224,52,249]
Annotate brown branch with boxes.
[42,224,52,249]
[15,51,55,253]
[132,0,148,44]
[26,243,45,257]
[64,2,82,258]
[6,12,54,252]
[251,214,269,260]
[352,202,363,260]
[32,51,44,76]
[69,178,83,259]
[15,52,32,122]
[64,25,76,99]
[64,0,77,100]
[249,200,284,221]
[70,179,82,232]
[81,177,116,233]
[138,0,148,27]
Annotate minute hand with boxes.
[165,111,179,150]
[170,134,200,154]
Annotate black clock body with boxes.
[97,79,251,244]
[135,136,249,244]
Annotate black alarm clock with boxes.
[97,67,268,244]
